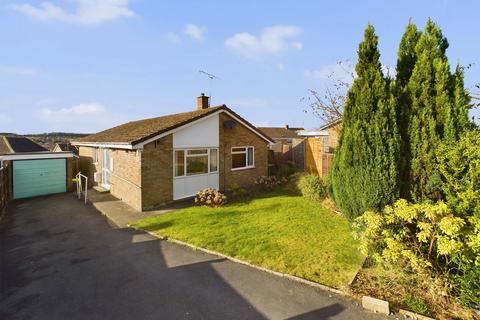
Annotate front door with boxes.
[102,149,111,190]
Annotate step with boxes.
[93,186,110,193]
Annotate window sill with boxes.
[231,166,255,172]
[174,171,219,179]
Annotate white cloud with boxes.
[184,23,207,40]
[305,62,356,84]
[255,120,271,127]
[41,103,105,117]
[225,25,302,59]
[0,66,38,76]
[9,0,135,25]
[229,98,267,109]
[39,102,125,132]
[166,31,181,44]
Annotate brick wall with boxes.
[110,149,142,211]
[79,146,143,211]
[78,146,102,187]
[141,135,173,210]
[219,113,269,189]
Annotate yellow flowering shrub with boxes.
[354,199,480,307]
[353,199,479,272]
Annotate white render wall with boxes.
[173,113,219,148]
[172,113,220,200]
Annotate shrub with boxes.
[230,186,250,201]
[436,130,480,217]
[253,176,284,191]
[276,164,295,179]
[402,295,430,316]
[297,174,327,202]
[353,199,480,308]
[194,188,227,207]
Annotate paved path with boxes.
[0,194,389,320]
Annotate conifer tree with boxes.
[394,22,421,198]
[406,19,472,200]
[452,64,473,134]
[329,24,400,219]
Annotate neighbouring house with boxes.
[0,136,48,154]
[72,94,273,211]
[299,118,342,177]
[0,135,76,204]
[53,142,79,155]
[258,125,305,172]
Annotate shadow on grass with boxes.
[137,220,173,232]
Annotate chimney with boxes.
[197,93,210,110]
[285,125,290,129]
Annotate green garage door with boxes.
[13,159,66,199]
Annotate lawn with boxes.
[132,190,364,288]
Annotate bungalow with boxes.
[72,94,273,211]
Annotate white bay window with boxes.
[174,148,219,177]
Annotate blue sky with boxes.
[0,0,478,134]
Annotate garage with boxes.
[13,159,67,199]
[0,151,76,202]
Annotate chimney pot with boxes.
[197,93,210,110]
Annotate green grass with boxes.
[132,190,364,288]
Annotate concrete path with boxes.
[0,193,390,320]
[86,189,190,228]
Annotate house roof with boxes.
[318,118,342,131]
[56,143,69,151]
[0,136,48,154]
[258,126,304,139]
[55,143,79,155]
[74,105,273,147]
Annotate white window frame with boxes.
[92,147,99,164]
[323,136,330,154]
[173,147,219,178]
[231,146,255,171]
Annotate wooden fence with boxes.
[0,162,11,214]
[305,137,334,178]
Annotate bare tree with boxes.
[473,83,480,108]
[302,60,354,126]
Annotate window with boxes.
[92,148,98,163]
[187,149,208,176]
[174,148,218,177]
[209,149,218,172]
[323,136,330,154]
[175,150,185,176]
[231,146,254,170]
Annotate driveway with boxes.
[0,194,388,320]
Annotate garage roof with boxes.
[0,136,47,154]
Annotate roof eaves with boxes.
[130,106,225,146]
[318,118,342,130]
[3,136,14,153]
